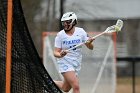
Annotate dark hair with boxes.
[72,19,77,26]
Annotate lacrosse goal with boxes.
[42,31,117,93]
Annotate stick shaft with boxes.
[92,31,106,39]
[66,42,84,51]
[67,31,106,51]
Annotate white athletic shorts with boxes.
[57,57,82,76]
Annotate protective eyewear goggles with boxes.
[62,19,72,25]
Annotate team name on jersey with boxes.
[63,39,80,45]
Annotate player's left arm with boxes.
[85,37,94,50]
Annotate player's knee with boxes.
[73,83,80,91]
[62,85,71,92]
[63,88,71,92]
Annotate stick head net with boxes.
[115,19,123,31]
[105,19,123,33]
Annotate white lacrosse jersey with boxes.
[55,27,89,73]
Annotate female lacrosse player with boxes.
[53,12,94,93]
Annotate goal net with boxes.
[42,32,116,93]
[0,0,62,92]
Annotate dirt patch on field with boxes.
[116,77,140,93]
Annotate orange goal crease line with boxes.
[6,0,13,93]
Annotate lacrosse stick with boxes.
[66,19,123,52]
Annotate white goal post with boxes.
[42,31,117,93]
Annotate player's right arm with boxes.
[54,48,67,58]
[54,32,67,58]
[54,48,61,58]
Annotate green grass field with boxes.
[116,77,140,93]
